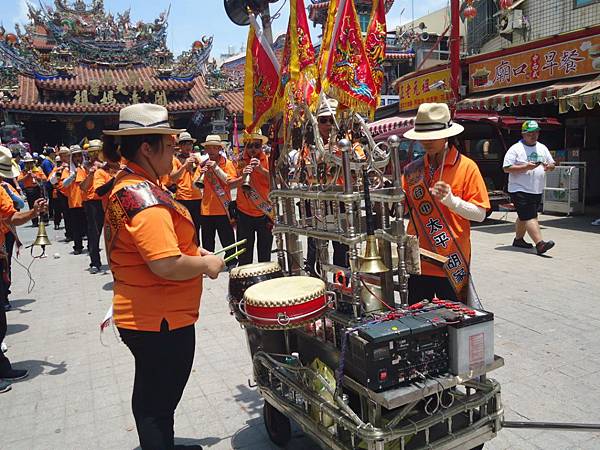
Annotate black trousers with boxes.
[237,211,273,266]
[56,192,70,238]
[408,275,458,305]
[200,215,236,263]
[0,303,12,374]
[179,199,202,244]
[118,321,195,450]
[70,207,86,252]
[84,200,104,268]
[24,186,46,226]
[48,190,59,226]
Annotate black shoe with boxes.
[512,238,534,249]
[3,302,11,311]
[73,249,83,255]
[0,379,11,393]
[174,446,202,450]
[536,240,555,255]
[0,368,28,381]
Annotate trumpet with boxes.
[241,172,252,191]
[194,172,205,189]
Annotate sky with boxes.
[4,0,450,59]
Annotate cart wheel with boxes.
[263,400,291,447]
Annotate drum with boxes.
[228,262,283,323]
[242,276,330,330]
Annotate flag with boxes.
[317,0,339,84]
[323,0,378,115]
[278,0,319,138]
[364,0,387,105]
[243,14,281,132]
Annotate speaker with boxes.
[224,0,274,26]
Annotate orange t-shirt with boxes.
[93,167,113,210]
[83,167,102,202]
[17,167,45,189]
[236,152,270,217]
[171,157,202,201]
[0,187,17,246]
[109,162,202,332]
[402,147,490,278]
[63,167,86,208]
[201,156,237,216]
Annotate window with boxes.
[574,0,599,6]
[359,14,370,33]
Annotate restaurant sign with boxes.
[469,35,600,93]
[397,68,452,112]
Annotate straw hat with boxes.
[178,131,197,143]
[202,134,226,147]
[58,146,70,155]
[0,146,21,178]
[70,145,83,155]
[317,98,338,117]
[87,139,103,151]
[103,104,185,136]
[243,129,268,144]
[23,152,34,163]
[404,103,464,140]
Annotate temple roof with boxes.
[309,0,396,25]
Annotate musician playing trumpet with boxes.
[17,154,47,227]
[61,145,87,255]
[169,131,203,243]
[197,135,238,270]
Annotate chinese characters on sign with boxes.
[74,80,168,107]
[397,68,452,112]
[469,36,600,93]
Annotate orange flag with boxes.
[243,14,281,132]
[365,0,387,106]
[323,0,378,115]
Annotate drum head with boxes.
[244,276,326,307]
[230,261,281,279]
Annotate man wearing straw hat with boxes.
[0,145,48,392]
[17,153,47,227]
[62,145,87,255]
[170,131,203,243]
[402,103,490,305]
[49,146,71,234]
[198,134,238,269]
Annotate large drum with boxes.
[228,262,283,323]
[241,276,330,330]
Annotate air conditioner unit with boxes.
[499,9,523,35]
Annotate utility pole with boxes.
[449,0,461,112]
[260,4,273,45]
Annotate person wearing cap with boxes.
[80,139,106,272]
[0,148,25,312]
[0,145,48,393]
[231,130,273,265]
[102,104,225,449]
[198,135,238,268]
[170,131,203,243]
[503,120,556,255]
[402,103,490,304]
[62,145,87,254]
[49,146,71,234]
[17,154,47,227]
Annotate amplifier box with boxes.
[342,314,449,392]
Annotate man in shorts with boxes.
[503,120,555,255]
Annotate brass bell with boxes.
[358,235,389,274]
[241,172,252,191]
[194,172,205,189]
[31,221,51,257]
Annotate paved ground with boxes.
[1,210,600,450]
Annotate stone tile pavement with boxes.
[0,211,599,449]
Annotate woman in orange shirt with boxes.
[232,131,273,266]
[103,104,224,449]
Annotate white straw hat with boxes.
[87,139,103,150]
[243,130,268,144]
[0,146,20,179]
[202,134,226,147]
[404,103,464,140]
[317,98,338,117]
[69,145,83,155]
[103,104,185,136]
[178,131,197,143]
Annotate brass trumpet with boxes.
[194,172,205,189]
[241,172,252,191]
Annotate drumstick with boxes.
[214,239,248,255]
[224,248,246,264]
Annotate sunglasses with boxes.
[246,143,263,149]
[318,117,334,124]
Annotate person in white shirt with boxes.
[502,120,556,255]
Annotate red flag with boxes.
[365,0,387,105]
[244,14,281,132]
[323,0,378,115]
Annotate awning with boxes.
[456,79,588,111]
[368,115,415,135]
[558,77,600,113]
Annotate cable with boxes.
[11,254,36,294]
